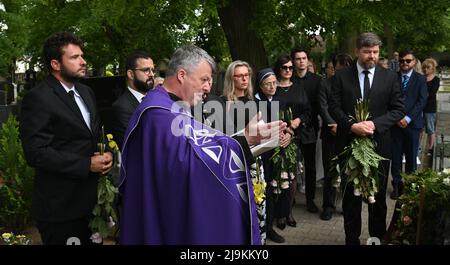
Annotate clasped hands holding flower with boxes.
[351,120,376,137]
[90,152,113,175]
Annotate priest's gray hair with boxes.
[357,32,382,49]
[166,45,216,76]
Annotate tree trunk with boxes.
[384,22,395,59]
[217,0,268,71]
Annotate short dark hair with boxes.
[399,49,415,59]
[356,32,382,49]
[43,32,84,71]
[273,54,292,80]
[125,51,152,71]
[290,47,309,62]
[333,53,353,68]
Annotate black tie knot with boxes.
[363,70,370,76]
[68,90,75,99]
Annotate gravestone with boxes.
[79,76,126,133]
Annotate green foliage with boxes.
[270,108,298,192]
[0,0,30,76]
[331,99,386,202]
[88,132,119,241]
[0,115,34,232]
[391,170,450,245]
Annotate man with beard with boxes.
[329,32,404,245]
[20,32,113,245]
[111,51,155,149]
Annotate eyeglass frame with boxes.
[233,73,250,79]
[261,81,277,88]
[399,59,414,64]
[134,67,155,75]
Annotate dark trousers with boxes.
[343,160,390,245]
[300,142,317,202]
[321,130,336,209]
[36,217,94,245]
[391,127,421,184]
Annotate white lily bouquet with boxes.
[331,99,387,203]
[270,108,298,194]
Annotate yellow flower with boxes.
[2,233,12,239]
[252,178,266,205]
[106,134,119,151]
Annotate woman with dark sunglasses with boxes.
[273,54,312,230]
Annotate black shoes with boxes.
[286,216,297,227]
[306,200,319,213]
[390,186,399,200]
[320,207,334,221]
[267,229,285,243]
[276,218,286,230]
[390,182,404,200]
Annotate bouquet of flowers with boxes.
[251,157,266,205]
[1,232,31,245]
[89,127,119,244]
[250,157,267,244]
[270,108,298,194]
[391,169,450,245]
[331,99,386,203]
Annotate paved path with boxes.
[272,90,450,245]
[267,185,396,245]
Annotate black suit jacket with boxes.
[20,74,102,222]
[397,71,428,129]
[110,89,140,149]
[329,65,405,158]
[291,71,323,141]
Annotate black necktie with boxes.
[68,90,76,102]
[68,90,91,131]
[363,70,370,100]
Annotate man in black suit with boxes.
[19,32,113,245]
[390,50,427,199]
[290,48,323,214]
[318,53,353,221]
[329,32,405,245]
[111,51,155,149]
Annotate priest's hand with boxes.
[245,112,287,146]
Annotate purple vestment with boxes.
[118,86,261,245]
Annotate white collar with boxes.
[128,87,146,103]
[59,81,79,97]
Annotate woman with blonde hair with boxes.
[222,60,254,102]
[222,60,255,133]
[422,58,440,156]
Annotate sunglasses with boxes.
[399,59,413,64]
[281,65,293,71]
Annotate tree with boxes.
[0,0,29,78]
[216,0,268,71]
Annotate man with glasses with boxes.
[390,50,427,199]
[118,45,286,244]
[111,51,155,149]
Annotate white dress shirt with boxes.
[60,81,91,130]
[356,62,375,98]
